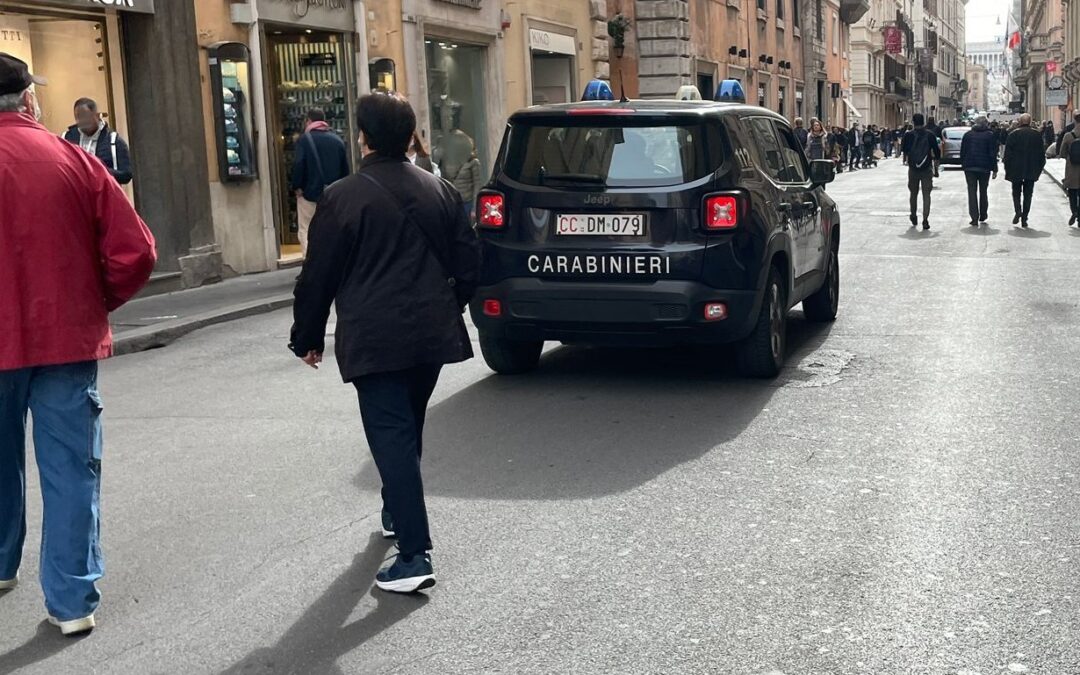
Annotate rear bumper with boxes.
[470,278,761,347]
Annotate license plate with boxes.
[555,214,646,236]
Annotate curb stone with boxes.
[113,294,294,356]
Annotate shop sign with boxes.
[529,29,575,56]
[258,0,354,31]
[1045,61,1058,74]
[435,0,482,8]
[1045,88,1068,106]
[883,26,902,55]
[33,0,154,12]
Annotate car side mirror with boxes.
[809,159,835,187]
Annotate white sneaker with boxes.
[0,573,17,590]
[48,614,96,635]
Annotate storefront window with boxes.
[0,7,114,136]
[267,29,354,254]
[425,39,488,210]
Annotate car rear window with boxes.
[501,119,722,188]
[944,128,969,140]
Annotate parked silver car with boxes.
[940,126,971,165]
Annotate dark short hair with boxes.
[73,97,97,112]
[306,108,326,123]
[912,113,925,127]
[356,93,416,157]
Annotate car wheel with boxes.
[479,333,543,375]
[803,245,839,322]
[736,266,787,378]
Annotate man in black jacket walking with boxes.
[289,93,480,593]
[1003,114,1047,228]
[960,116,999,227]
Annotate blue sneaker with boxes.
[381,509,396,539]
[375,553,435,593]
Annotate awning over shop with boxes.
[843,97,862,118]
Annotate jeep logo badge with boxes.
[583,194,613,206]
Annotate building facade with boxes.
[911,0,966,123]
[850,0,916,128]
[965,59,988,111]
[967,39,1014,111]
[1066,0,1080,113]
[1015,0,1068,127]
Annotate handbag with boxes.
[359,171,457,290]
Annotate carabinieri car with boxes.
[469,97,841,378]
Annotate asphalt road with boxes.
[2,158,1079,675]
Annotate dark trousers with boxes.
[965,171,990,222]
[1010,180,1035,219]
[908,169,933,219]
[354,364,442,558]
[848,146,861,169]
[1069,189,1080,217]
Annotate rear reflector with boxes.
[704,195,739,230]
[704,303,728,321]
[477,192,505,229]
[483,299,503,317]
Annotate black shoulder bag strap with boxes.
[359,171,457,289]
[304,133,326,187]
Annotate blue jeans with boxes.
[0,361,104,620]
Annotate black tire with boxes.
[803,244,839,322]
[479,333,543,375]
[736,266,787,378]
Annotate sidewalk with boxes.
[111,268,297,355]
[1044,157,1068,191]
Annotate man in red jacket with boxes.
[0,53,156,635]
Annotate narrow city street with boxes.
[2,158,1079,674]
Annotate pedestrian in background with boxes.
[407,131,440,177]
[960,115,998,228]
[290,108,350,258]
[902,113,941,230]
[832,125,848,172]
[1060,111,1080,227]
[1042,120,1056,151]
[805,118,830,161]
[289,93,480,594]
[862,125,877,168]
[793,117,809,149]
[0,53,157,635]
[63,97,132,185]
[1003,113,1046,228]
[847,123,861,171]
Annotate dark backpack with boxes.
[1069,132,1080,165]
[909,129,932,169]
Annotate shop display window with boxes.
[208,42,256,181]
[424,39,488,187]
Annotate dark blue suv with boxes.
[470,100,840,378]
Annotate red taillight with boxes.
[483,299,503,317]
[704,195,739,230]
[704,303,728,321]
[477,193,505,229]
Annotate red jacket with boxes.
[0,113,157,371]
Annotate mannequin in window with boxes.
[441,130,481,223]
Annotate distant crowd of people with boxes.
[792,110,1080,231]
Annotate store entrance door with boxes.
[264,25,355,260]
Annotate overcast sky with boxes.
[966,0,1012,44]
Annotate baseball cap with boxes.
[0,52,46,97]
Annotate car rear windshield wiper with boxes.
[539,172,607,184]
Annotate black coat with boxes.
[1003,126,1047,183]
[290,154,481,381]
[64,123,132,185]
[960,125,999,174]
